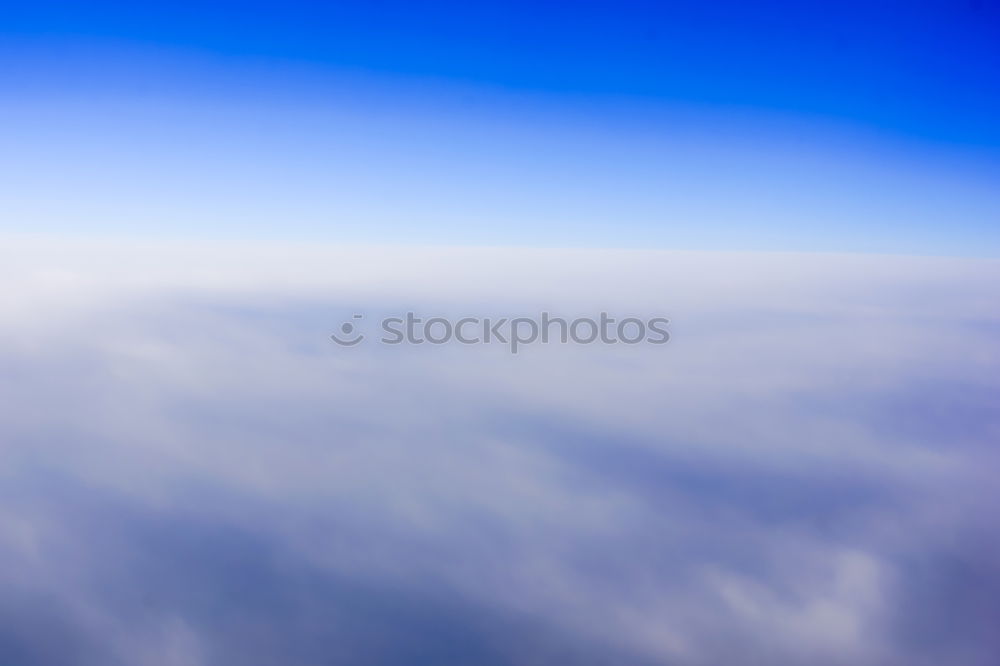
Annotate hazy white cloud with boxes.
[1,238,998,664]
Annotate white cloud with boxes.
[1,237,998,664]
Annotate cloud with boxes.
[1,238,998,664]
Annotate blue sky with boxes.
[3,6,1000,662]
[2,0,999,253]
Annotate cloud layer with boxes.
[1,238,998,665]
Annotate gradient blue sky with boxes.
[2,0,999,254]
[3,6,1000,662]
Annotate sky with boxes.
[3,5,1000,665]
[2,0,999,254]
